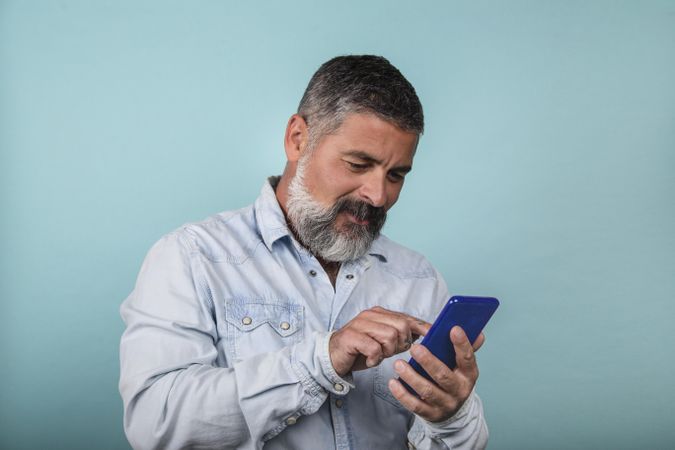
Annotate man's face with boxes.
[286,113,418,262]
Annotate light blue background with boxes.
[2,1,674,449]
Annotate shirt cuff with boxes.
[421,389,476,436]
[315,330,355,396]
[289,330,355,402]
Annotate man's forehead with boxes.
[333,112,417,143]
[335,111,411,133]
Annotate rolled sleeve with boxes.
[408,390,488,450]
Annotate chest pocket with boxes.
[225,300,304,362]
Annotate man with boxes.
[119,55,489,449]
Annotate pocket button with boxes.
[241,316,253,326]
[280,321,291,331]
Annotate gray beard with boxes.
[286,158,385,262]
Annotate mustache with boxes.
[333,197,386,230]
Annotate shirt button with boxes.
[335,399,344,408]
[309,270,317,277]
[242,316,253,326]
[285,417,297,426]
[280,322,291,331]
[334,383,345,392]
[346,274,354,280]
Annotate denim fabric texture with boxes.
[119,179,488,450]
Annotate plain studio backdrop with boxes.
[1,1,674,449]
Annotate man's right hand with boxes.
[329,306,431,377]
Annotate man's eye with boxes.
[347,162,368,171]
[388,172,405,182]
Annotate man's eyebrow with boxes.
[344,150,413,173]
[344,150,381,164]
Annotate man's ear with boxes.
[284,114,309,163]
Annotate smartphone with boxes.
[403,296,499,392]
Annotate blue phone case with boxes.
[404,296,499,392]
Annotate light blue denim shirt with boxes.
[119,179,488,450]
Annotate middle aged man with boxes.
[120,55,489,449]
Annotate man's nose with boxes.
[359,173,387,208]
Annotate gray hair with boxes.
[298,55,424,150]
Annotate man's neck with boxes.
[316,256,340,288]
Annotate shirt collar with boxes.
[367,237,389,263]
[254,176,388,263]
[254,176,292,252]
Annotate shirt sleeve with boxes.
[405,268,489,450]
[118,232,352,450]
[407,391,489,449]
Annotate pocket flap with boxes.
[226,301,303,337]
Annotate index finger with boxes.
[369,307,431,340]
[408,316,431,339]
[450,326,478,376]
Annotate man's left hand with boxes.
[387,326,484,423]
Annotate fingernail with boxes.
[368,355,383,367]
[394,359,405,373]
[410,344,422,358]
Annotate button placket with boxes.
[329,261,362,331]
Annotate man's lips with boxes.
[345,212,369,226]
